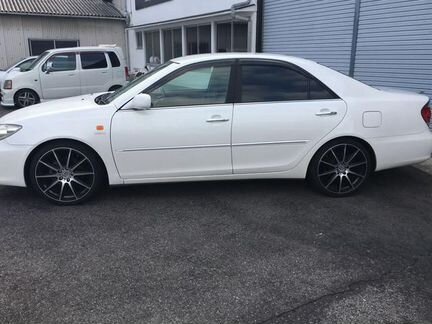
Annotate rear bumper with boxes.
[371,131,432,171]
[0,140,31,187]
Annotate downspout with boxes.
[231,0,252,22]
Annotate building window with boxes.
[163,28,182,61]
[186,25,211,55]
[136,32,143,49]
[29,39,79,56]
[217,22,248,53]
[136,0,171,10]
[145,31,161,64]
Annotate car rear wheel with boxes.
[308,139,372,197]
[28,141,105,205]
[15,89,39,108]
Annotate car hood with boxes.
[0,93,106,124]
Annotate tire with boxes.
[14,89,39,108]
[308,139,373,197]
[28,141,105,205]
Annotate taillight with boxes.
[125,66,129,80]
[421,102,431,128]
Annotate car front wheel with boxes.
[15,89,39,108]
[308,139,372,197]
[28,141,105,205]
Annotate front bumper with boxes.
[0,89,16,107]
[0,140,32,187]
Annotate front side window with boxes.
[148,63,232,108]
[81,52,108,70]
[239,63,337,103]
[43,53,76,72]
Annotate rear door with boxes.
[79,51,112,94]
[232,60,347,174]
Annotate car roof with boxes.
[171,53,315,66]
[45,46,122,54]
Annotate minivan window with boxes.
[81,52,108,70]
[108,52,121,67]
[43,53,76,72]
[23,52,49,71]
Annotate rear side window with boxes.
[239,63,337,103]
[81,52,108,70]
[108,52,121,67]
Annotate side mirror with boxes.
[123,93,152,111]
[45,61,53,74]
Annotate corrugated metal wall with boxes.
[0,15,125,69]
[263,0,432,98]
[262,0,356,75]
[354,0,432,98]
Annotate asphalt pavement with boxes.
[0,105,431,324]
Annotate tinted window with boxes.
[16,58,36,70]
[149,64,232,108]
[310,79,335,100]
[108,52,121,67]
[240,63,337,102]
[241,64,309,102]
[30,40,54,56]
[44,53,76,72]
[81,52,108,70]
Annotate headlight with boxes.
[3,80,12,90]
[0,124,22,140]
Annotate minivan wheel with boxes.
[28,141,105,205]
[15,89,39,108]
[308,139,372,197]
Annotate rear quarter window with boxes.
[108,52,121,67]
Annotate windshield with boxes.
[22,52,49,71]
[16,58,36,70]
[96,61,175,105]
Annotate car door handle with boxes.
[316,110,337,116]
[206,116,230,123]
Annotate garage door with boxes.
[262,0,356,75]
[354,0,432,98]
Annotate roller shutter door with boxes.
[354,0,432,98]
[262,0,356,75]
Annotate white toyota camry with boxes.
[0,53,431,205]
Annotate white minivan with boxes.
[0,46,128,108]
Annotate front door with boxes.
[111,61,234,180]
[232,61,347,174]
[40,52,81,99]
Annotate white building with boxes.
[126,0,259,73]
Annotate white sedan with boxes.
[0,53,431,205]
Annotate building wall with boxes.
[262,0,432,98]
[126,0,257,73]
[127,0,254,27]
[263,0,356,75]
[0,15,126,69]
